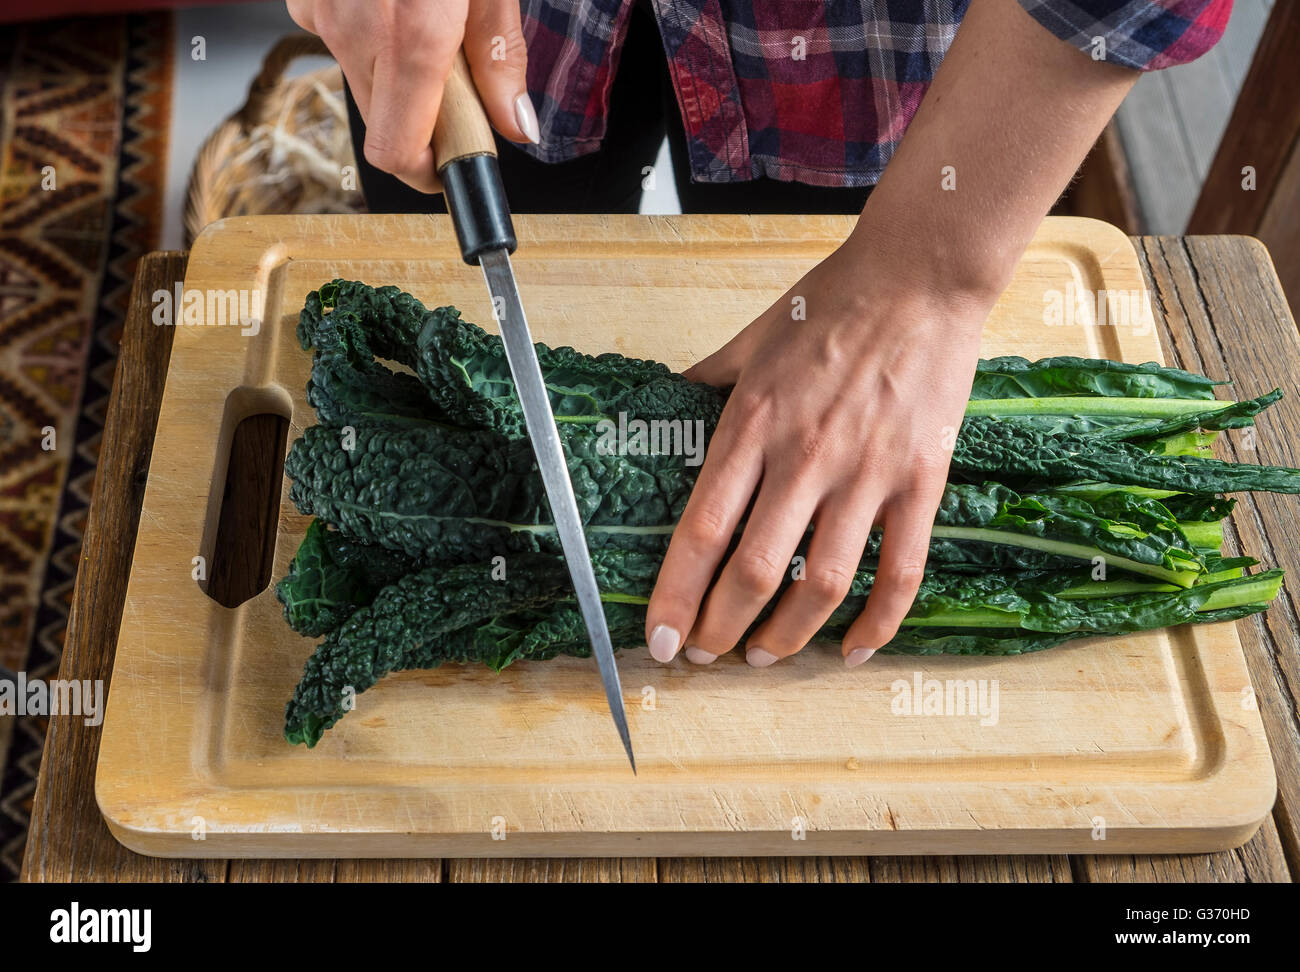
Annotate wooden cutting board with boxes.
[96,214,1277,857]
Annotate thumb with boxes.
[463,0,536,144]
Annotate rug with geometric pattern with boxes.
[0,12,172,882]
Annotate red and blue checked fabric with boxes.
[519,0,1232,187]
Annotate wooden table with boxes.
[21,238,1300,882]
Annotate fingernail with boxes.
[845,647,876,668]
[684,645,716,665]
[648,624,680,663]
[514,92,540,144]
[746,648,780,668]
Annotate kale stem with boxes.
[1178,520,1222,549]
[900,571,1282,628]
[964,397,1235,418]
[1199,572,1283,611]
[929,526,1201,586]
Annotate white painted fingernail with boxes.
[514,92,540,144]
[845,647,875,668]
[648,624,680,663]
[746,648,779,668]
[684,646,716,665]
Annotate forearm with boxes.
[848,0,1138,301]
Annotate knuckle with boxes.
[892,561,927,585]
[489,22,527,54]
[906,449,950,480]
[730,387,768,418]
[679,504,732,550]
[362,137,402,173]
[731,548,785,597]
[878,563,927,603]
[375,7,453,60]
[726,389,772,441]
[805,562,854,603]
[416,0,465,32]
[859,437,901,473]
[877,561,926,600]
[422,27,464,57]
[889,476,946,511]
[379,33,439,69]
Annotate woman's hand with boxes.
[286,0,537,192]
[644,228,1001,668]
[639,0,1139,669]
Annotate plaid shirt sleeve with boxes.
[1016,0,1233,70]
[519,1,1233,190]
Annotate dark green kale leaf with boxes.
[412,301,727,435]
[283,552,658,746]
[275,519,422,637]
[286,416,1210,584]
[1159,492,1236,522]
[284,545,1282,744]
[284,420,692,561]
[953,415,1300,494]
[970,355,1223,400]
[926,484,1206,584]
[1094,390,1284,442]
[300,279,729,436]
[300,279,429,358]
[303,304,446,429]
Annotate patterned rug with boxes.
[0,13,172,882]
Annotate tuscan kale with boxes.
[275,519,423,637]
[277,280,1298,746]
[282,544,1283,746]
[285,422,1213,585]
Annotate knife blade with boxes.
[432,52,635,772]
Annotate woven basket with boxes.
[183,33,366,246]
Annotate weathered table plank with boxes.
[20,238,1300,882]
[1120,236,1298,883]
[448,859,657,882]
[1080,815,1291,882]
[17,253,229,884]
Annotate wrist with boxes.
[843,195,1020,311]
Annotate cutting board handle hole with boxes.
[203,394,290,608]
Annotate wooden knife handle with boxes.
[430,49,516,263]
[432,50,497,172]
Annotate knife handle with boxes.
[432,50,496,168]
[433,50,517,264]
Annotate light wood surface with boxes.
[81,215,1281,860]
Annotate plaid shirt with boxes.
[520,0,1232,187]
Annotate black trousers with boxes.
[343,1,872,216]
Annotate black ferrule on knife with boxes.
[440,153,517,264]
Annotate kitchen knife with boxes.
[431,52,635,772]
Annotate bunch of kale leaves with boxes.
[279,280,1297,746]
